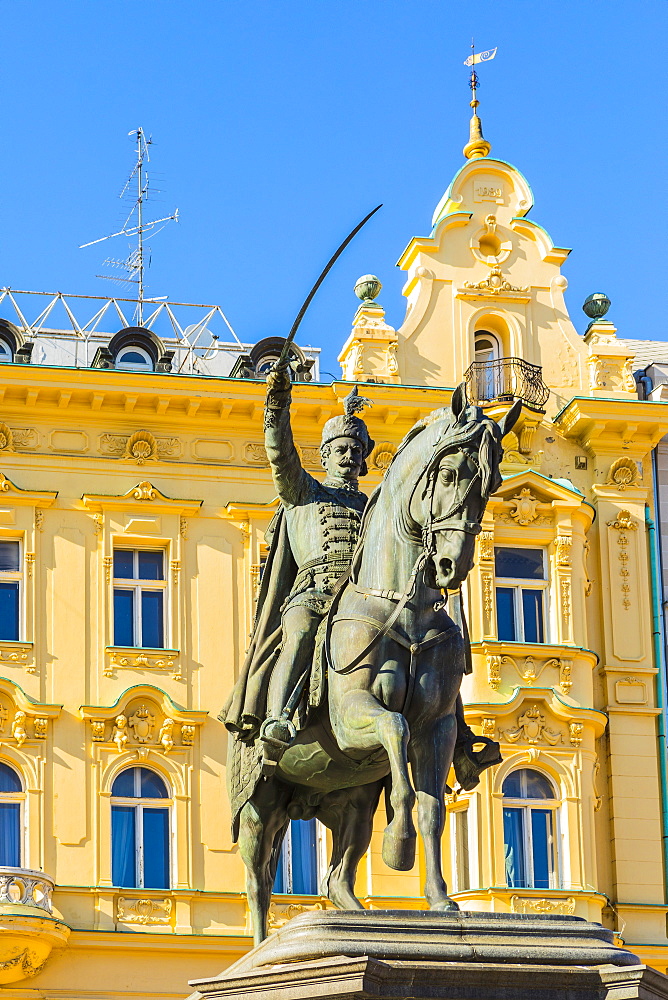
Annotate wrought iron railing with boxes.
[464,357,549,409]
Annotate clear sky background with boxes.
[1,0,666,379]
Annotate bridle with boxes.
[325,444,484,678]
[417,454,483,559]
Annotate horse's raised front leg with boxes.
[316,781,383,909]
[237,778,290,945]
[409,713,459,911]
[332,687,417,872]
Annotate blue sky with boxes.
[1,1,666,377]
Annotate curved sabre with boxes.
[276,203,383,368]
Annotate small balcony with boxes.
[0,867,69,984]
[464,357,550,410]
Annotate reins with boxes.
[324,446,483,678]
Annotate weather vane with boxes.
[463,41,497,160]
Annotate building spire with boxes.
[463,40,492,160]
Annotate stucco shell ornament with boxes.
[125,430,157,465]
[369,442,397,473]
[607,456,638,491]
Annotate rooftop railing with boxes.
[464,357,550,409]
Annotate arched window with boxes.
[473,331,503,401]
[0,338,13,364]
[274,819,321,894]
[474,331,500,363]
[0,761,23,866]
[502,768,558,890]
[111,766,170,889]
[115,345,154,372]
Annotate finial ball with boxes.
[354,275,382,303]
[583,292,611,320]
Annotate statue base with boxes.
[187,909,668,1000]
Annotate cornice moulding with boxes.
[82,482,202,514]
[79,684,208,725]
[463,685,607,737]
[224,500,280,521]
[0,675,62,716]
[0,368,456,429]
[396,213,473,270]
[0,473,57,507]
[554,397,668,454]
[471,640,598,667]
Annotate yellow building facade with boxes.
[2,124,668,998]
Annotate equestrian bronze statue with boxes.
[221,367,520,944]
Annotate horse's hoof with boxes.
[430,897,460,912]
[382,831,416,871]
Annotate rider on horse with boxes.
[221,365,499,788]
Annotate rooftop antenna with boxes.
[80,128,178,325]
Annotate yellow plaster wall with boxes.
[4,151,668,995]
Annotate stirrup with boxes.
[453,736,502,792]
[259,717,296,776]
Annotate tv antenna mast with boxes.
[80,127,178,325]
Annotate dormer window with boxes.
[116,345,154,372]
[229,336,315,381]
[0,320,32,365]
[0,338,13,364]
[93,327,173,373]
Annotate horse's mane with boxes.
[390,401,505,501]
[349,393,505,577]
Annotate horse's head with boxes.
[409,384,521,591]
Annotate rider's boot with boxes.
[452,735,502,791]
[259,716,296,776]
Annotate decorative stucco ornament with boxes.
[607,456,638,491]
[503,705,562,746]
[509,488,540,525]
[125,430,157,465]
[128,705,155,744]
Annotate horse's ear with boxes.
[450,383,467,420]
[497,397,523,439]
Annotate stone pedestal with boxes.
[187,910,668,1000]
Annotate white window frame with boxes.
[0,761,25,867]
[502,769,560,890]
[276,819,325,895]
[474,330,500,363]
[495,546,549,643]
[0,539,23,642]
[115,345,154,372]
[110,766,173,890]
[0,337,13,363]
[112,548,167,649]
[449,806,470,893]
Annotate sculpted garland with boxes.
[222,366,520,943]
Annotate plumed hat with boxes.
[320,386,375,458]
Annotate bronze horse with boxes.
[232,386,520,943]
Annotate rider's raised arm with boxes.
[263,366,308,507]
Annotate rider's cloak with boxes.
[219,508,297,736]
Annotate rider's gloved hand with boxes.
[266,363,291,394]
